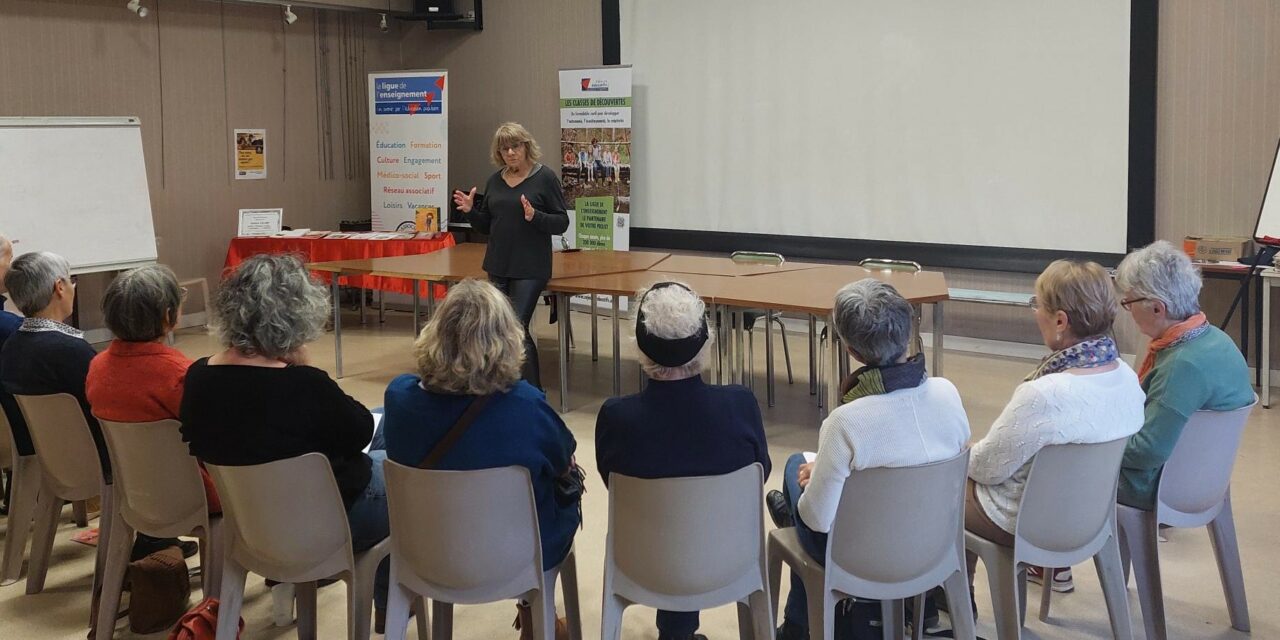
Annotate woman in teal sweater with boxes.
[1114,241,1254,509]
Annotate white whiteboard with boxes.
[621,0,1132,254]
[0,117,157,274]
[1254,139,1280,243]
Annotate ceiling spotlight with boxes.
[282,4,298,25]
[379,13,389,32]
[126,0,148,17]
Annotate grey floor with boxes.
[1,306,1276,639]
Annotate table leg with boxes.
[932,302,945,377]
[591,295,599,362]
[378,289,385,324]
[332,277,344,379]
[735,311,746,386]
[558,293,571,414]
[612,295,622,397]
[412,281,421,336]
[1264,279,1272,408]
[714,304,724,384]
[425,281,436,321]
[359,285,366,326]
[827,312,841,411]
[766,310,776,407]
[1255,275,1264,388]
[808,316,817,396]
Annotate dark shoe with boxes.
[766,490,794,528]
[179,540,199,559]
[658,634,708,640]
[776,620,808,640]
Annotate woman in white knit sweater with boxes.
[769,279,970,640]
[966,260,1144,593]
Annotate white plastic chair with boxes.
[769,450,976,640]
[93,418,224,639]
[966,439,1132,640]
[206,453,390,640]
[602,463,773,640]
[0,402,42,586]
[381,461,581,640]
[1112,402,1254,639]
[14,393,114,603]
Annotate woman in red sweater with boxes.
[86,264,219,515]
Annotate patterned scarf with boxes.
[840,353,928,404]
[1137,312,1210,381]
[1025,335,1120,381]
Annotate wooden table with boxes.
[310,246,950,413]
[308,245,670,382]
[645,254,829,277]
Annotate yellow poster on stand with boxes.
[233,129,266,180]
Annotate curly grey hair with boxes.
[5,251,71,317]
[103,264,183,342]
[635,283,713,381]
[1115,240,1202,321]
[212,254,329,359]
[833,279,912,366]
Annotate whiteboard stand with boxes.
[1251,137,1280,406]
[0,116,159,275]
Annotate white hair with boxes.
[212,254,330,359]
[635,283,713,381]
[1115,240,1202,320]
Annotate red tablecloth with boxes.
[225,235,458,295]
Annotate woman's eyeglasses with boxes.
[1120,297,1149,310]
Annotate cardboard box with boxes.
[1183,236,1253,262]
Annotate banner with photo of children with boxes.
[557,66,631,251]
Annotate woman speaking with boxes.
[453,122,569,388]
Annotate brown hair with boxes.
[1035,260,1119,338]
[489,122,542,167]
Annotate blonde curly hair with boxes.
[414,278,524,394]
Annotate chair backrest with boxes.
[0,404,13,471]
[607,464,765,607]
[1156,400,1256,526]
[1013,439,1127,566]
[730,251,785,265]
[206,453,353,583]
[383,461,542,602]
[15,393,104,499]
[858,258,922,273]
[825,450,968,600]
[100,418,210,539]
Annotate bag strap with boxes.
[417,394,494,469]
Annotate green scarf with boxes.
[840,353,929,404]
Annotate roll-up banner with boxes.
[369,70,449,232]
[556,66,632,251]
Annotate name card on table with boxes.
[237,208,283,237]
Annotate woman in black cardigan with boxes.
[452,122,569,388]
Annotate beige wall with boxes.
[398,0,603,194]
[0,0,404,322]
[3,0,1279,359]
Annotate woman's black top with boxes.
[468,164,570,281]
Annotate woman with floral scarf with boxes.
[966,260,1145,594]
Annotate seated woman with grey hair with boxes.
[769,279,970,640]
[179,254,391,620]
[0,251,109,475]
[382,278,579,638]
[1114,240,1252,511]
[594,282,770,640]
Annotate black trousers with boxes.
[489,275,548,389]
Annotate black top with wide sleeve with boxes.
[468,164,570,281]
